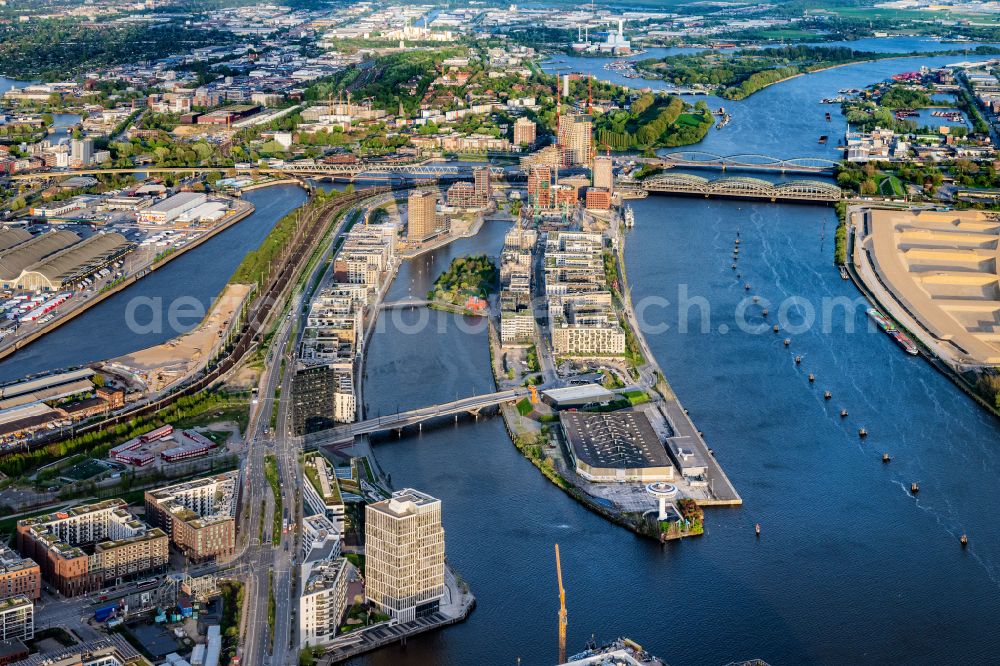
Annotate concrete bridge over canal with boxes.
[642,172,843,203]
[304,387,530,446]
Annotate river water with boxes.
[0,185,308,383]
[353,49,1000,666]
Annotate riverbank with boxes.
[0,200,255,364]
[845,204,1000,418]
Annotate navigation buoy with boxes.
[961,534,968,547]
[795,355,802,364]
[910,482,919,494]
[753,295,759,303]
[773,325,780,333]
[744,283,751,290]
[824,390,832,400]
[735,238,741,245]
[762,308,769,317]
[840,409,848,417]
[808,373,815,382]
[859,427,868,438]
[882,452,890,463]
[731,263,737,270]
[784,338,791,347]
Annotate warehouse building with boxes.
[137,192,208,224]
[14,232,132,291]
[0,230,80,289]
[0,229,31,253]
[560,411,675,483]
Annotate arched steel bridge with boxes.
[652,151,839,174]
[642,173,843,202]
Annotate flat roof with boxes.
[542,384,614,405]
[561,411,671,471]
[146,192,206,213]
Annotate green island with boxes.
[635,46,897,100]
[427,254,498,311]
[593,93,713,151]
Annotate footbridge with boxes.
[305,388,530,445]
[642,172,843,203]
[649,151,839,174]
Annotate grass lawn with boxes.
[878,174,906,198]
[516,398,534,417]
[676,113,705,127]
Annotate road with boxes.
[239,192,375,666]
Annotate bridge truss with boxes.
[642,173,843,202]
[657,151,839,172]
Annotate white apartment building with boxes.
[364,488,445,623]
[302,453,346,529]
[0,595,33,643]
[299,558,349,650]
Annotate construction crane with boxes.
[555,543,568,664]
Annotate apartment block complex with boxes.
[0,549,40,601]
[298,557,349,650]
[545,232,625,357]
[499,226,539,345]
[0,595,33,643]
[407,189,441,242]
[365,489,446,623]
[558,114,593,166]
[302,452,346,530]
[144,471,238,563]
[513,117,537,147]
[291,364,357,436]
[17,500,168,596]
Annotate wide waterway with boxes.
[355,53,1000,665]
[0,184,308,383]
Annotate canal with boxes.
[354,52,1000,666]
[0,184,308,383]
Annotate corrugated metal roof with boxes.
[0,228,31,253]
[17,232,131,289]
[0,230,80,282]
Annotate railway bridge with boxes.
[646,151,839,174]
[642,172,843,203]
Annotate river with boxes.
[0,184,308,383]
[352,50,1000,666]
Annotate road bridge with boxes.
[305,388,529,445]
[642,172,843,203]
[647,151,839,174]
[379,297,432,310]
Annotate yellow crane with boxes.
[555,543,568,664]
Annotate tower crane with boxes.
[555,543,568,664]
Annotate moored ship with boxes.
[867,308,918,355]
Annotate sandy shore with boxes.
[110,283,253,393]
